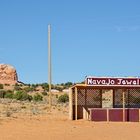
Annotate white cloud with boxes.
[115,25,140,32]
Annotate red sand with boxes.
[0,115,140,140]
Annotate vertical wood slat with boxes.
[139,109,140,122]
[69,88,73,120]
[122,90,125,122]
[100,89,102,108]
[107,108,109,122]
[75,87,78,120]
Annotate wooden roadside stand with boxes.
[69,76,140,122]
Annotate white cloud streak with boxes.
[115,25,140,32]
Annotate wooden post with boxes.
[139,109,140,122]
[107,108,109,122]
[122,90,125,122]
[75,87,78,120]
[69,88,73,120]
[100,89,102,108]
[48,24,52,109]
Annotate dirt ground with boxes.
[1,112,140,140]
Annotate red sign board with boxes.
[86,77,140,86]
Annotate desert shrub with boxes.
[65,82,73,87]
[56,94,58,98]
[14,85,22,91]
[4,84,10,86]
[0,90,6,98]
[13,91,32,101]
[41,91,48,96]
[23,87,34,92]
[33,94,43,102]
[13,91,24,100]
[24,83,31,87]
[7,90,13,93]
[0,84,4,89]
[41,83,49,91]
[55,86,63,92]
[58,94,69,103]
[31,84,38,89]
[5,111,12,117]
[19,84,23,87]
[4,92,13,99]
[28,95,33,101]
[59,82,73,89]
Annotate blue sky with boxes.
[0,0,140,84]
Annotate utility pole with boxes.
[48,24,52,108]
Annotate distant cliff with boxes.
[0,64,18,84]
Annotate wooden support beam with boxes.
[122,90,125,122]
[139,109,140,122]
[69,88,73,120]
[75,87,78,120]
[107,108,109,122]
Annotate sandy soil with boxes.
[1,112,140,140]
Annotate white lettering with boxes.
[87,78,93,85]
[87,78,140,86]
[137,79,139,85]
[96,80,101,85]
[133,80,137,85]
[118,79,122,85]
[110,80,115,85]
[102,80,106,85]
[93,80,97,84]
[122,80,126,85]
[126,80,132,85]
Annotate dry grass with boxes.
[0,97,69,118]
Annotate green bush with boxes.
[55,86,63,92]
[56,94,58,98]
[33,94,43,102]
[13,91,32,101]
[28,95,33,101]
[58,94,69,103]
[4,84,10,86]
[41,83,49,91]
[0,84,4,89]
[4,92,13,99]
[23,87,34,92]
[31,84,38,89]
[0,90,6,98]
[42,91,48,96]
[14,85,22,91]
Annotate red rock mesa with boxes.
[0,64,18,84]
